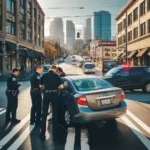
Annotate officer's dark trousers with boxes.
[6,93,18,120]
[41,93,58,136]
[30,92,42,123]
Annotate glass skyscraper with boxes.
[92,10,111,41]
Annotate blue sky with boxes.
[37,0,128,38]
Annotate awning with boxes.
[19,50,27,57]
[25,49,36,58]
[6,41,16,51]
[128,50,137,58]
[40,52,46,59]
[121,53,126,57]
[118,53,123,57]
[136,48,148,57]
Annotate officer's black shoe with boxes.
[11,119,21,124]
[30,121,35,125]
[39,133,46,140]
[5,118,11,123]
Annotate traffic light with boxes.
[77,32,80,38]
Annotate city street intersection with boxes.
[0,56,150,150]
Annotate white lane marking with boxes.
[81,129,90,150]
[127,110,150,134]
[121,116,150,150]
[65,128,75,150]
[0,114,30,149]
[7,125,35,150]
[0,108,4,111]
[0,109,6,115]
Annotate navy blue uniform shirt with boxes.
[30,72,41,89]
[40,71,62,90]
[7,74,20,90]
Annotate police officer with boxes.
[30,65,43,125]
[39,65,64,140]
[56,67,66,77]
[6,68,22,123]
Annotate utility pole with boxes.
[125,11,128,64]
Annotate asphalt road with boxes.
[0,55,150,150]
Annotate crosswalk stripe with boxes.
[127,110,150,135]
[7,125,35,150]
[65,128,75,150]
[0,108,4,112]
[0,109,6,115]
[121,116,150,150]
[81,129,90,150]
[0,114,30,149]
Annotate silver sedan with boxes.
[62,76,127,125]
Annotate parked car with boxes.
[72,58,77,65]
[103,66,150,92]
[79,60,92,68]
[83,56,89,60]
[58,57,64,63]
[82,63,95,74]
[62,76,127,125]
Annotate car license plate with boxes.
[101,99,112,106]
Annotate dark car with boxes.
[103,66,150,92]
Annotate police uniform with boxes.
[40,70,62,139]
[60,72,66,77]
[30,72,42,124]
[6,74,21,122]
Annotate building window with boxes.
[34,36,37,44]
[140,22,146,36]
[133,7,138,21]
[34,8,37,21]
[128,13,132,26]
[128,31,132,42]
[34,22,36,32]
[133,27,138,39]
[118,37,122,46]
[122,19,126,29]
[20,0,25,8]
[140,1,146,16]
[148,19,150,33]
[118,22,122,33]
[7,0,15,14]
[27,31,31,42]
[122,35,126,44]
[20,22,25,40]
[38,26,40,35]
[148,0,150,11]
[6,20,15,35]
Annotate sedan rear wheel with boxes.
[143,82,150,93]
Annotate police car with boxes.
[103,65,150,92]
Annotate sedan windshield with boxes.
[84,64,95,69]
[73,78,112,91]
[105,67,122,77]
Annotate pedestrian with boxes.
[30,65,43,125]
[56,67,66,77]
[5,68,22,123]
[20,64,25,81]
[39,65,64,140]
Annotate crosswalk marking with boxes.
[127,110,150,135]
[65,128,75,150]
[0,108,4,112]
[7,125,35,150]
[0,114,30,149]
[81,129,90,150]
[121,116,150,150]
[0,109,6,115]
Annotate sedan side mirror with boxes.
[116,74,121,78]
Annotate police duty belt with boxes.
[44,90,57,94]
[6,89,20,96]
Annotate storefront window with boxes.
[12,56,16,69]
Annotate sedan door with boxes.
[129,68,145,89]
[115,68,130,89]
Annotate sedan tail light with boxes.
[76,95,88,106]
[121,90,125,100]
